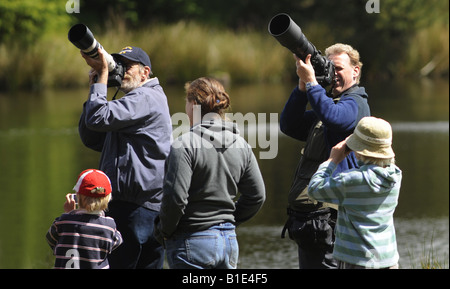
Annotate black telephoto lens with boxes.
[268,13,316,61]
[268,13,335,87]
[68,24,100,58]
[68,23,125,87]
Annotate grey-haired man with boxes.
[79,46,172,269]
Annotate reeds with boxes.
[129,21,292,84]
[406,23,450,77]
[0,20,448,91]
[408,233,448,269]
[0,21,291,91]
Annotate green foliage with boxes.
[69,0,448,31]
[0,0,72,44]
[70,0,449,79]
[0,0,448,90]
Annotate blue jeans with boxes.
[166,223,238,269]
[107,201,164,269]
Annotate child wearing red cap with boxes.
[46,169,123,269]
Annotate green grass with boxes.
[408,233,448,269]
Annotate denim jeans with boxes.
[166,223,238,269]
[107,201,164,269]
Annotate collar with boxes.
[72,209,105,216]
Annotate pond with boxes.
[0,78,448,269]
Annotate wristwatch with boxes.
[306,81,318,90]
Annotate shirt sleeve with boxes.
[307,85,359,132]
[83,83,151,132]
[307,160,345,205]
[234,150,266,225]
[78,101,106,152]
[158,141,193,238]
[280,86,317,141]
[46,220,59,252]
[111,229,123,252]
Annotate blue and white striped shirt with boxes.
[46,210,123,269]
[308,160,402,268]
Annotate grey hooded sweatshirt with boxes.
[157,117,266,239]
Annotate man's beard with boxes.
[120,75,141,93]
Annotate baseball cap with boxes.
[73,169,112,198]
[112,46,151,68]
[346,116,395,159]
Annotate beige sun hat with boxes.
[346,116,395,159]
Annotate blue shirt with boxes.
[280,85,370,176]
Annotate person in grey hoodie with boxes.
[154,77,266,269]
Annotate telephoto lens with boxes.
[268,13,335,87]
[68,24,124,87]
[68,24,99,57]
[68,24,116,72]
[268,13,316,61]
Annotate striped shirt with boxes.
[308,160,402,268]
[46,210,123,269]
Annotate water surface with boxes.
[0,79,448,268]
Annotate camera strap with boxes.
[112,87,120,100]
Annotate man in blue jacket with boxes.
[280,43,370,269]
[79,46,172,268]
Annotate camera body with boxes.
[68,24,124,87]
[70,193,78,205]
[268,13,335,87]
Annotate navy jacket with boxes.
[78,78,172,211]
[280,85,370,176]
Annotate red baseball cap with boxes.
[73,169,112,198]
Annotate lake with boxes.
[0,78,448,269]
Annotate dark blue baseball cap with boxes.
[112,46,151,69]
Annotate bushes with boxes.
[0,0,71,44]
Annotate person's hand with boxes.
[64,193,77,213]
[294,54,316,88]
[81,48,108,85]
[294,54,307,92]
[328,139,351,165]
[88,68,97,86]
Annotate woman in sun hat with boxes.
[46,169,123,269]
[308,116,402,269]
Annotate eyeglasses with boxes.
[122,61,139,71]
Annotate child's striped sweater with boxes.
[308,161,402,268]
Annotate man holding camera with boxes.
[280,44,370,269]
[78,46,172,269]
